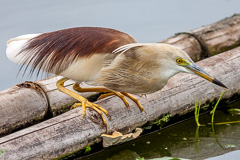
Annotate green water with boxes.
[79,101,240,160]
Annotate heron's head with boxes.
[113,43,227,89]
[151,43,227,89]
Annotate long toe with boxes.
[85,101,109,116]
[122,92,144,112]
[70,103,82,110]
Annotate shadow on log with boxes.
[0,46,239,160]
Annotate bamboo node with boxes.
[175,32,210,58]
[16,81,50,109]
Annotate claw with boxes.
[57,78,109,127]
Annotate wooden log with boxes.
[161,14,240,61]
[0,77,97,136]
[0,82,48,136]
[0,46,239,160]
[0,14,239,136]
[37,77,102,116]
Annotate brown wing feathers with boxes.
[19,27,137,76]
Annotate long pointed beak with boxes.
[185,63,228,89]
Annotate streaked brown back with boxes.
[19,27,137,76]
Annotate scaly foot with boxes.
[98,92,144,112]
[57,78,109,126]
[71,101,108,126]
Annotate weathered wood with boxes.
[0,82,48,136]
[0,77,97,136]
[0,14,239,136]
[161,14,240,61]
[37,77,98,116]
[0,46,239,160]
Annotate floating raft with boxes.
[0,14,239,159]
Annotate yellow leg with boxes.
[98,92,115,100]
[73,83,110,92]
[122,92,144,111]
[98,92,130,108]
[56,78,108,126]
[71,103,82,110]
[73,83,130,108]
[96,90,143,112]
[70,103,107,125]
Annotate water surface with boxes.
[79,101,240,160]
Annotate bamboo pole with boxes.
[0,14,239,136]
[161,14,240,61]
[0,45,239,160]
[0,82,48,136]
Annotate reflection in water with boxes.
[80,101,240,160]
[195,124,225,153]
[106,150,139,160]
[211,124,224,150]
[194,126,199,152]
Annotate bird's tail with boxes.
[6,34,40,64]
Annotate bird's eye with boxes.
[176,58,183,64]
